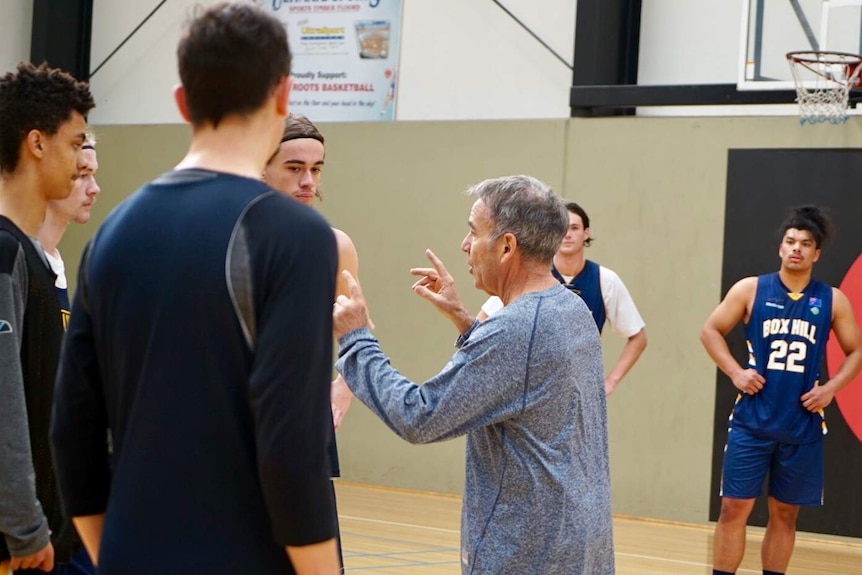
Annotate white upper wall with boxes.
[85,0,577,124]
[638,0,742,85]
[0,0,790,122]
[397,0,575,120]
[88,0,226,125]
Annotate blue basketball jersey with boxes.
[735,273,833,444]
[552,259,606,332]
[57,286,70,330]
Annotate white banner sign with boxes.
[262,0,403,121]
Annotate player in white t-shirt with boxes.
[480,202,646,395]
[36,133,100,329]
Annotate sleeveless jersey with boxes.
[552,259,606,332]
[734,273,833,444]
[44,251,70,330]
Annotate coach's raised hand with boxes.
[410,249,474,334]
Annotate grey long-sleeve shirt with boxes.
[336,284,615,575]
[0,231,51,558]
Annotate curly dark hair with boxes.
[0,61,94,174]
[177,2,292,128]
[779,205,833,248]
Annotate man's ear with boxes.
[25,130,45,159]
[173,84,192,123]
[275,75,293,116]
[501,233,517,259]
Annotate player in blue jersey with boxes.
[551,202,647,395]
[37,133,100,329]
[480,201,647,395]
[263,113,360,431]
[50,4,340,575]
[701,205,862,575]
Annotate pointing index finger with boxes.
[425,249,449,276]
[342,270,363,299]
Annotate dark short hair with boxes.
[468,175,568,265]
[280,113,324,145]
[0,61,94,174]
[177,2,291,127]
[564,201,593,247]
[266,113,326,201]
[779,205,833,248]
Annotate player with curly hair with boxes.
[0,61,94,574]
[701,205,862,575]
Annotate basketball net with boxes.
[787,51,862,125]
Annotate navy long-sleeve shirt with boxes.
[51,169,338,575]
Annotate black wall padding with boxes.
[30,0,93,81]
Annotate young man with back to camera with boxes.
[50,4,340,574]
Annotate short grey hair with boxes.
[467,175,568,265]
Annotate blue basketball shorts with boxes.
[720,426,823,506]
[16,547,95,575]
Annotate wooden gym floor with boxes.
[336,482,862,574]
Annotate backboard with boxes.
[739,0,862,90]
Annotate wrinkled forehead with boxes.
[468,198,490,227]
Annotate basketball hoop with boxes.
[787,51,862,125]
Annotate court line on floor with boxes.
[344,550,458,558]
[342,544,459,558]
[342,560,461,572]
[342,514,764,574]
[614,552,759,574]
[339,514,460,534]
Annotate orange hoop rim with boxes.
[787,50,862,89]
[787,50,862,65]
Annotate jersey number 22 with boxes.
[766,340,806,373]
